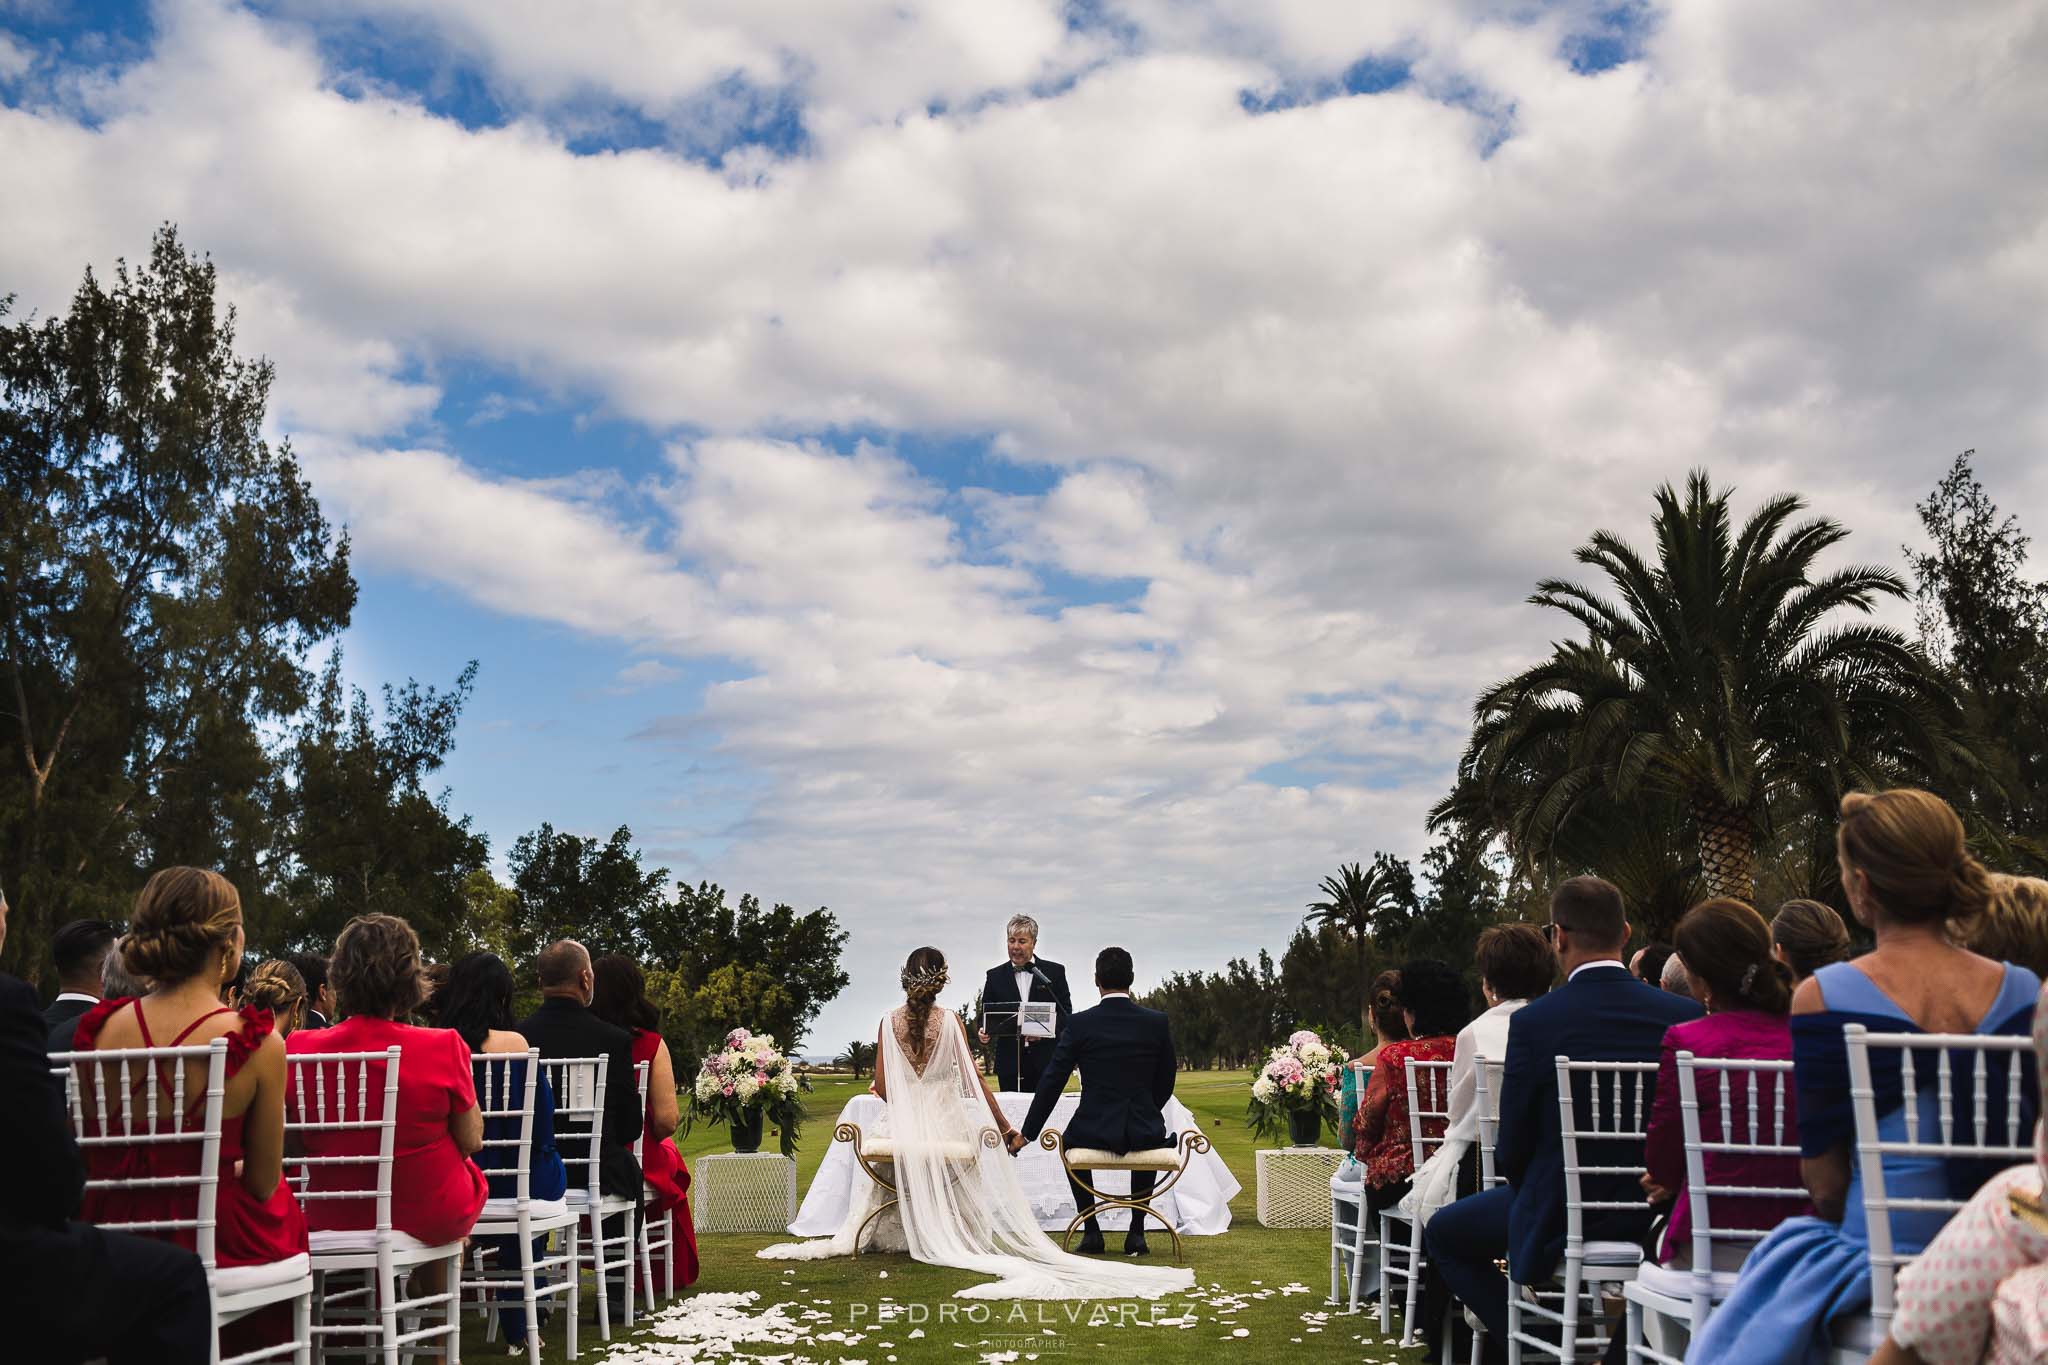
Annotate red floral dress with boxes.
[73,998,309,1266]
[1353,1035,1457,1189]
[631,1028,700,1289]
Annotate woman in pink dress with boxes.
[590,955,700,1291]
[1641,898,1808,1267]
[286,915,487,1248]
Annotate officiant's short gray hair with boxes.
[1005,914,1038,941]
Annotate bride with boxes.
[760,947,1193,1300]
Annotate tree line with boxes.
[0,228,848,1064]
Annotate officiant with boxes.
[979,914,1074,1092]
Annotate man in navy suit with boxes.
[1014,946,1177,1256]
[979,914,1074,1092]
[1424,876,1701,1359]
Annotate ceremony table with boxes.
[788,1092,1239,1236]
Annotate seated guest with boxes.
[288,914,487,1253]
[436,951,565,1353]
[43,917,116,1034]
[1359,969,1409,1067]
[1635,900,1807,1360]
[1660,950,1696,999]
[1633,941,1676,990]
[287,951,334,1028]
[1405,924,1556,1361]
[1,880,213,1364]
[1770,898,1852,984]
[1871,977,2048,1365]
[239,960,308,1037]
[1424,876,1701,1361]
[590,954,701,1292]
[1971,874,2048,980]
[72,869,308,1272]
[1690,790,2041,1365]
[1355,959,1470,1218]
[47,932,144,1053]
[519,940,644,1199]
[1405,925,1557,1222]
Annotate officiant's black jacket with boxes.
[1019,995,1177,1153]
[518,996,644,1198]
[981,956,1074,1028]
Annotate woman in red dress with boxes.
[286,914,487,1249]
[1353,958,1472,1219]
[591,955,699,1291]
[73,868,309,1353]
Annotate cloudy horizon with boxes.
[5,0,2044,1049]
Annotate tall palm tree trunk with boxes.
[1691,795,1758,902]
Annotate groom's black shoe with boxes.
[1074,1222,1106,1255]
[1122,1230,1150,1257]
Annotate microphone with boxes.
[1029,963,1052,988]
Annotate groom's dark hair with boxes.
[1095,946,1134,991]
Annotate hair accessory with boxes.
[901,963,949,993]
[1739,963,1758,994]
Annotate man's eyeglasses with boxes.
[1543,921,1572,944]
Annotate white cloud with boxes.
[4,0,2046,1040]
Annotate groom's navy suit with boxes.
[1425,964,1700,1344]
[1020,995,1177,1240]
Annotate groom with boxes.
[1010,947,1177,1256]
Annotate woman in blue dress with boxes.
[1692,790,2040,1365]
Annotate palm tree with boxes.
[835,1039,877,1079]
[1304,857,1411,1039]
[1444,471,1960,902]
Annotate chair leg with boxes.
[380,1257,402,1365]
[1376,1216,1394,1334]
[1507,1288,1522,1365]
[591,1212,611,1341]
[294,1284,312,1365]
[566,1221,581,1362]
[640,1215,658,1315]
[1625,1296,1643,1365]
[1402,1219,1426,1345]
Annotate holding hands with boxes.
[1005,1131,1029,1156]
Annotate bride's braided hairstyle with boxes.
[900,946,949,1060]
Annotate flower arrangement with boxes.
[1246,1028,1346,1145]
[682,1027,812,1156]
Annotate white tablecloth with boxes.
[788,1092,1239,1236]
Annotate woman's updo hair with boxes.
[1676,898,1794,1015]
[240,959,307,1024]
[900,946,948,1059]
[1837,789,1994,929]
[1394,958,1474,1038]
[1369,969,1409,1043]
[1969,875,2048,978]
[1769,899,1852,981]
[123,867,242,985]
[329,914,429,1021]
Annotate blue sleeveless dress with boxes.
[1689,961,2040,1365]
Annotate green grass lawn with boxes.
[456,1069,1424,1363]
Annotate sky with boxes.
[4,0,2046,1052]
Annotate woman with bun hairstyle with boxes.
[1691,791,2042,1365]
[70,868,308,1268]
[1639,901,1806,1292]
[239,960,308,1036]
[1769,898,1853,984]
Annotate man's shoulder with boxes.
[1036,958,1065,976]
[0,972,38,1012]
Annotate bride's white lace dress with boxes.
[760,1007,1194,1300]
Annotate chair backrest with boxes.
[471,1049,541,1205]
[1473,1057,1507,1188]
[53,1040,230,1269]
[1403,1059,1456,1170]
[633,1058,657,1169]
[1675,1053,1804,1280]
[1554,1058,1659,1258]
[284,1047,404,1234]
[538,1055,610,1201]
[1844,1026,2035,1328]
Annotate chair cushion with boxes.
[213,1253,311,1296]
[564,1190,634,1212]
[480,1197,569,1221]
[1830,1312,1881,1353]
[1065,1146,1183,1171]
[1630,1260,1740,1303]
[308,1228,434,1255]
[858,1137,980,1161]
[1583,1240,1647,1267]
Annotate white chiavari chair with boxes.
[541,1055,638,1344]
[461,1050,579,1362]
[55,1038,314,1365]
[1330,1063,1376,1309]
[1378,1058,1454,1343]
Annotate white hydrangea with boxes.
[1251,1075,1278,1104]
[694,1074,719,1101]
[735,1074,762,1102]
